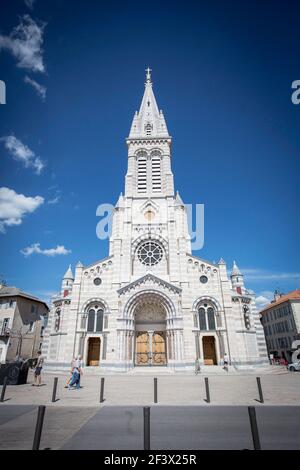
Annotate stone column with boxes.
[194,333,200,359]
[148,330,154,365]
[102,333,107,360]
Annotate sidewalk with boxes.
[0,369,299,407]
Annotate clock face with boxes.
[200,275,208,284]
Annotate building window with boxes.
[54,308,61,332]
[198,308,207,330]
[151,155,161,192]
[243,305,251,330]
[137,153,147,193]
[96,310,104,332]
[87,309,95,332]
[137,240,163,266]
[86,306,104,333]
[207,307,216,330]
[145,123,152,136]
[1,318,10,335]
[200,275,208,284]
[198,304,216,331]
[94,277,102,286]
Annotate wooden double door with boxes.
[87,337,101,366]
[203,336,217,365]
[136,331,167,366]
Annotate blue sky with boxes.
[0,0,299,308]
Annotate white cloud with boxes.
[256,296,271,310]
[24,0,36,9]
[243,268,300,283]
[47,196,60,205]
[24,75,46,101]
[1,135,45,174]
[0,15,46,73]
[0,187,44,233]
[255,290,274,310]
[21,243,71,257]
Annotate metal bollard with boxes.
[0,376,8,403]
[248,406,261,450]
[100,377,105,403]
[143,406,150,450]
[204,377,210,403]
[256,377,264,403]
[32,405,46,450]
[51,377,58,403]
[154,378,158,403]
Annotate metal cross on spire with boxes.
[145,67,152,82]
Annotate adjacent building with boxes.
[0,284,49,363]
[260,290,300,362]
[43,69,268,372]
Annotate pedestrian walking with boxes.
[74,354,83,388]
[32,350,44,386]
[65,357,76,388]
[194,357,201,375]
[223,353,229,371]
[68,355,83,390]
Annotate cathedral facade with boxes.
[43,70,268,371]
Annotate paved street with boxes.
[1,369,299,450]
[0,369,299,407]
[0,405,300,450]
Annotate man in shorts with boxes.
[32,350,44,386]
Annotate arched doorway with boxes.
[87,337,101,366]
[203,336,217,365]
[134,295,167,366]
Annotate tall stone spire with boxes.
[128,68,170,139]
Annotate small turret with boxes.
[61,265,74,297]
[231,260,245,291]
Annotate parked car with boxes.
[287,361,300,372]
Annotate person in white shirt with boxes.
[32,351,44,386]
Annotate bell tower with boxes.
[124,68,175,198]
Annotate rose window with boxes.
[137,241,163,266]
